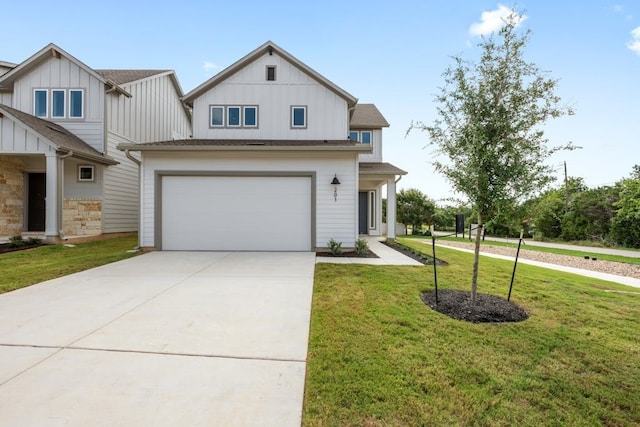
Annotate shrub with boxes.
[8,235,24,248]
[354,238,369,256]
[327,238,343,256]
[26,237,42,245]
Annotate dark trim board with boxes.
[154,170,317,251]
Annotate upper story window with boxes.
[266,66,276,81]
[69,89,84,118]
[227,106,241,127]
[34,89,83,119]
[34,90,47,117]
[52,90,65,118]
[349,130,372,144]
[210,105,259,128]
[243,106,257,127]
[291,106,307,128]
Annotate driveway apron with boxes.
[0,251,316,426]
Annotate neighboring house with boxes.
[0,44,191,241]
[119,41,406,251]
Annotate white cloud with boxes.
[628,26,640,55]
[613,4,624,13]
[469,4,527,36]
[203,61,222,74]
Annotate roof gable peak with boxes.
[182,41,357,107]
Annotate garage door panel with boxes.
[161,176,311,251]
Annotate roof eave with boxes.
[57,148,119,165]
[117,143,372,153]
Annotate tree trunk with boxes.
[471,212,483,304]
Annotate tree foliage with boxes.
[411,9,574,302]
[610,169,640,248]
[396,189,436,234]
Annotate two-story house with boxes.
[119,41,406,251]
[0,44,191,242]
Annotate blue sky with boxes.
[3,1,639,203]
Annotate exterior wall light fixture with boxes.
[331,174,341,202]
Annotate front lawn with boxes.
[304,246,640,426]
[0,236,139,294]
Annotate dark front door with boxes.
[27,173,46,232]
[358,191,368,234]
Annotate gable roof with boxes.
[350,104,390,128]
[0,43,129,96]
[95,69,170,85]
[0,104,117,165]
[182,41,358,108]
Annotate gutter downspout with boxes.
[57,151,73,240]
[125,149,142,249]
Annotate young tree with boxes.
[411,10,575,303]
[396,189,436,234]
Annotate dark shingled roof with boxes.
[350,104,390,128]
[118,139,371,152]
[132,139,361,147]
[359,162,407,175]
[0,104,117,165]
[95,70,169,85]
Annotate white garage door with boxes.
[161,175,312,251]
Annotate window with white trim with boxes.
[52,90,65,118]
[78,165,94,182]
[34,90,47,117]
[227,106,241,127]
[291,106,307,128]
[211,106,224,127]
[210,105,258,128]
[69,89,84,118]
[348,130,372,144]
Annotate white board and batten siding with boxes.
[102,73,192,233]
[105,74,191,143]
[0,115,57,155]
[9,55,105,153]
[139,152,358,250]
[192,52,349,140]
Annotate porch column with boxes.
[387,177,397,239]
[44,153,58,239]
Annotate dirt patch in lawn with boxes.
[421,289,529,323]
[382,240,448,266]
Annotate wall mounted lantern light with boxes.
[331,174,341,202]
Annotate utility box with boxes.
[455,214,465,238]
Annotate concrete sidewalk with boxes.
[0,251,316,426]
[438,244,640,289]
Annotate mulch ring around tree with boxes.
[421,289,529,323]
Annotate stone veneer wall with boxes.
[62,199,102,236]
[0,156,24,236]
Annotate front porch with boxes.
[358,162,407,239]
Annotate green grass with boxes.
[304,244,640,426]
[407,235,640,266]
[0,236,139,293]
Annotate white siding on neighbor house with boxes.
[102,132,140,233]
[10,55,105,152]
[192,52,349,140]
[63,158,103,198]
[0,93,12,105]
[357,129,383,163]
[105,74,191,143]
[0,116,56,155]
[139,152,358,249]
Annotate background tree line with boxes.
[390,165,640,248]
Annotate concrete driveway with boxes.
[0,251,316,426]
